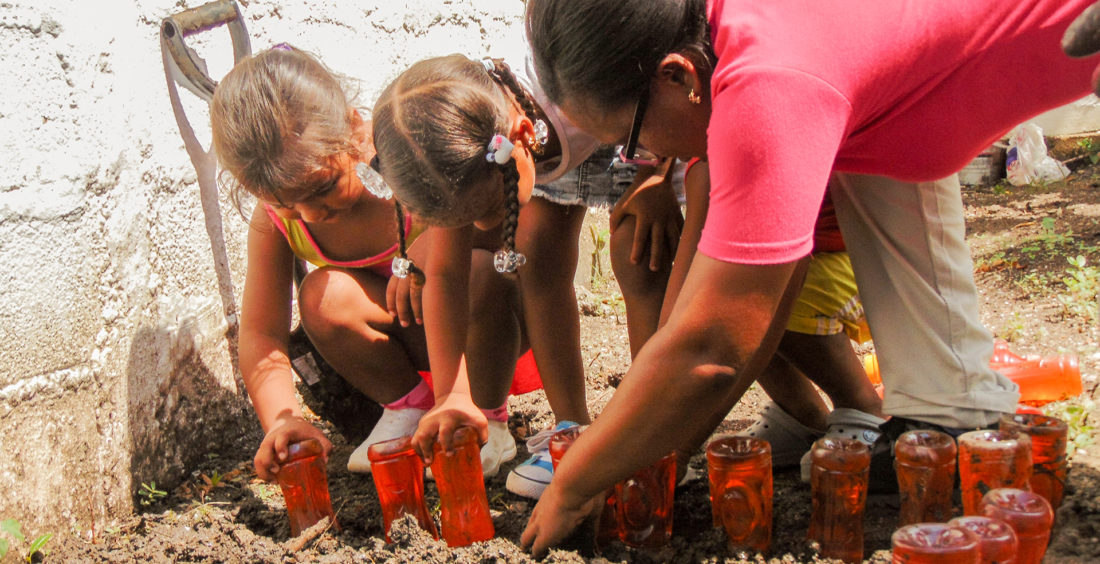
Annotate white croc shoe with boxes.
[799,408,887,482]
[347,407,428,473]
[736,401,824,468]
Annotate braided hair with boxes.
[372,54,541,273]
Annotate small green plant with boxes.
[1059,255,1100,323]
[1045,398,1096,452]
[137,481,168,507]
[998,311,1026,342]
[589,224,609,283]
[0,519,53,562]
[1078,137,1100,164]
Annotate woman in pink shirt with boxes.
[520,0,1099,554]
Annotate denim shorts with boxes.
[531,145,636,208]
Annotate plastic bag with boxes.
[1005,122,1069,186]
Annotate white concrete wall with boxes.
[0,0,525,535]
[1033,95,1100,136]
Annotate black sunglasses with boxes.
[622,85,650,163]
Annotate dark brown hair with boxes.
[525,0,712,114]
[210,45,358,211]
[371,54,542,267]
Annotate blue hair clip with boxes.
[271,42,293,51]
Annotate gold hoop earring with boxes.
[688,88,702,105]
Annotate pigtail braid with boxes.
[484,58,550,154]
[492,160,526,274]
[500,161,521,253]
[392,200,425,284]
[485,59,540,124]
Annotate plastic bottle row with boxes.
[273,410,1064,558]
[705,411,1065,563]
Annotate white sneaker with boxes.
[424,420,518,480]
[347,407,427,473]
[736,401,824,468]
[505,421,579,499]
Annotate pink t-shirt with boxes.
[701,0,1096,265]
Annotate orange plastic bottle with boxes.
[615,451,676,549]
[863,344,1082,406]
[998,413,1068,510]
[995,358,1082,406]
[808,437,871,564]
[991,340,1028,364]
[547,425,620,549]
[890,523,981,563]
[430,427,494,547]
[367,435,438,541]
[895,429,958,525]
[276,439,338,536]
[957,430,1033,515]
[548,425,585,468]
[949,515,1019,564]
[707,436,772,554]
[979,488,1053,564]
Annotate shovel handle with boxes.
[162,0,240,37]
[161,0,251,101]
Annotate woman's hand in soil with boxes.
[520,482,601,558]
[254,415,332,481]
[411,394,488,465]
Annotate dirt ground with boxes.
[44,158,1100,562]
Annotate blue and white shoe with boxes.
[505,421,578,499]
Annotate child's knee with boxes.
[297,268,373,335]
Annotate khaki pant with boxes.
[830,172,1019,428]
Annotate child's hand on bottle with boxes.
[411,394,488,465]
[254,415,332,481]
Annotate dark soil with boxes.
[45,161,1100,563]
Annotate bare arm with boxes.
[411,226,488,460]
[659,161,710,327]
[239,203,331,479]
[522,254,808,556]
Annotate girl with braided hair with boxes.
[210,45,530,482]
[371,49,684,499]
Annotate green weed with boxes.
[137,481,168,508]
[589,224,609,283]
[998,311,1026,342]
[1078,137,1100,164]
[1045,398,1096,452]
[1059,255,1100,323]
[0,519,52,562]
